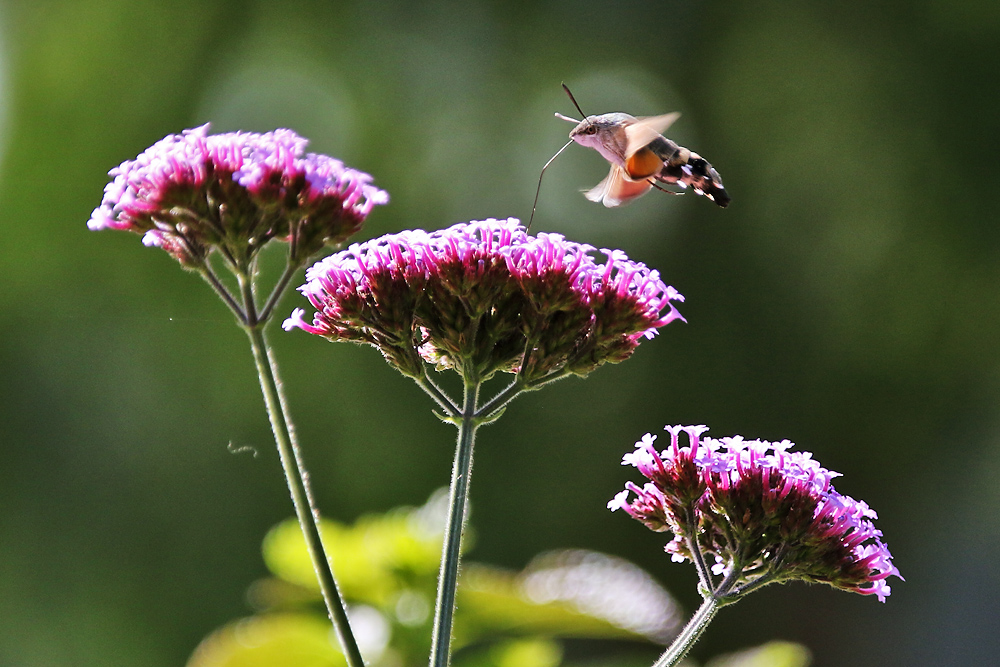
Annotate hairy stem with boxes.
[682,506,714,595]
[196,264,247,325]
[259,257,305,323]
[416,371,461,416]
[475,377,524,419]
[429,378,481,667]
[652,596,723,667]
[238,272,259,325]
[244,323,365,667]
[712,556,747,599]
[729,570,782,598]
[525,367,573,390]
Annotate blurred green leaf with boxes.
[187,613,347,667]
[455,638,563,667]
[206,495,680,666]
[456,564,655,644]
[261,495,676,648]
[704,641,811,667]
[263,506,443,605]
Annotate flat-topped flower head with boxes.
[284,218,684,382]
[610,425,901,602]
[88,125,388,267]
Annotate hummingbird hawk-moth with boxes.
[528,85,729,228]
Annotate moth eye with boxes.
[583,125,597,135]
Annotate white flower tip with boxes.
[607,489,630,512]
[86,216,104,231]
[687,425,710,438]
[282,308,306,331]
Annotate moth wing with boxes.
[584,164,653,208]
[582,167,615,203]
[624,112,681,157]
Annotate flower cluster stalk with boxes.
[653,596,722,667]
[185,254,369,667]
[164,254,369,667]
[197,261,368,667]
[420,374,536,667]
[244,321,365,667]
[428,379,481,667]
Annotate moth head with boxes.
[564,113,633,150]
[555,112,596,147]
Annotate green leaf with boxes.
[252,499,681,665]
[186,613,346,667]
[455,638,563,667]
[454,564,655,645]
[704,641,812,667]
[263,507,443,605]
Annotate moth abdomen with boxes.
[647,137,730,208]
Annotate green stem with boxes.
[237,272,259,325]
[652,596,723,667]
[259,257,305,323]
[197,265,247,325]
[682,506,714,595]
[525,367,572,390]
[475,378,524,419]
[713,562,746,599]
[416,371,461,416]
[429,378,481,667]
[244,324,365,667]
[728,551,786,598]
[729,570,781,598]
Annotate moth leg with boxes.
[648,179,686,196]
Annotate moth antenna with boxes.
[527,138,574,232]
[561,83,588,119]
[554,112,581,123]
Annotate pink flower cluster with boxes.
[610,425,901,602]
[88,125,388,265]
[284,218,684,381]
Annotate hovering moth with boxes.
[529,85,729,228]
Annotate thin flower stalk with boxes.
[89,125,388,667]
[428,378,481,667]
[243,318,365,667]
[652,596,722,667]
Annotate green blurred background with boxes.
[1,0,997,664]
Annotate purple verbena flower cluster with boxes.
[284,218,684,382]
[610,425,901,602]
[88,124,388,266]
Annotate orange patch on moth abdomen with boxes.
[625,146,663,180]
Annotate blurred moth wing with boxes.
[623,112,681,159]
[584,164,653,207]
